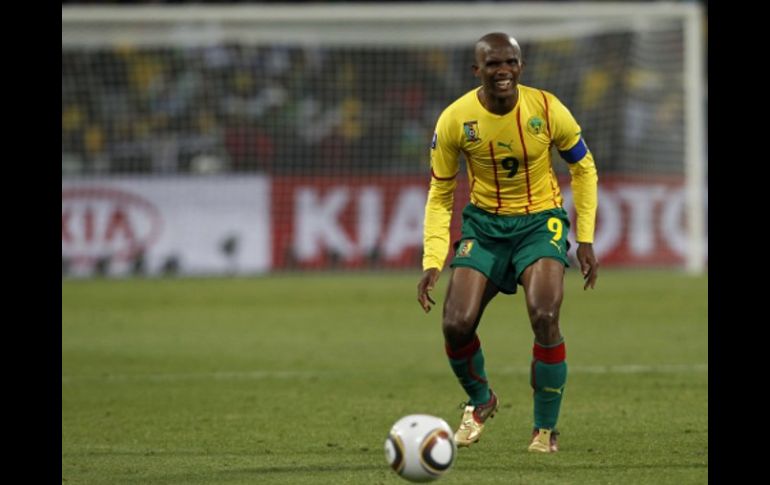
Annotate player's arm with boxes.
[418,111,460,312]
[568,154,599,290]
[549,94,599,289]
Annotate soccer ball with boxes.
[384,414,456,482]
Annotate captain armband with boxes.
[558,138,588,164]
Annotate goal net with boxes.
[62,2,706,277]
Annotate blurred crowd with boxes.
[62,44,472,175]
[62,28,690,176]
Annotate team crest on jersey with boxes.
[463,121,480,142]
[527,116,546,135]
[456,240,474,257]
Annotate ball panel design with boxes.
[419,429,454,475]
[384,414,456,482]
[385,433,406,473]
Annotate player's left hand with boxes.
[576,242,598,290]
[417,268,440,313]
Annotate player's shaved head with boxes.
[474,33,521,64]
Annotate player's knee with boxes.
[529,307,559,333]
[442,308,476,346]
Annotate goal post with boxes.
[62,2,706,276]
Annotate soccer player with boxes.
[416,32,598,453]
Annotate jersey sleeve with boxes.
[422,108,460,271]
[549,94,599,244]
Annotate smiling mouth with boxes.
[494,79,512,90]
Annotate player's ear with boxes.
[471,64,480,78]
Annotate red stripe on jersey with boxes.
[540,92,559,207]
[540,90,552,139]
[488,142,502,214]
[515,108,532,212]
[431,168,457,181]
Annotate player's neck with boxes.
[477,87,518,115]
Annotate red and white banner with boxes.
[62,176,271,276]
[271,174,707,270]
[572,175,708,266]
[62,174,706,276]
[271,176,451,269]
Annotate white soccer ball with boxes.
[384,414,457,482]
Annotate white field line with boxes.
[500,363,709,374]
[62,363,707,384]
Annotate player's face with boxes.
[474,43,522,99]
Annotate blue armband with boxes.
[559,138,588,164]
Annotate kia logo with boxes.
[61,187,163,264]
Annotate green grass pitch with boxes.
[62,269,707,484]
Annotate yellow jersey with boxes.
[423,85,598,271]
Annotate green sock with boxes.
[531,340,567,429]
[446,334,490,406]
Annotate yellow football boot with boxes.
[528,428,559,453]
[453,389,499,447]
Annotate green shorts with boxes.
[450,204,571,294]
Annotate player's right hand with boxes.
[417,268,440,313]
